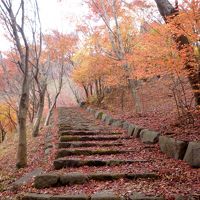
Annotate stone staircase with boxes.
[21,107,164,200]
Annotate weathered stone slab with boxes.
[54,159,85,169]
[175,194,200,200]
[22,193,89,200]
[129,192,164,200]
[56,149,130,158]
[60,136,122,142]
[122,121,130,130]
[105,116,114,125]
[128,124,135,136]
[133,126,143,138]
[54,159,149,169]
[125,173,159,179]
[111,120,123,128]
[34,174,59,189]
[50,194,89,200]
[91,191,122,200]
[89,172,158,181]
[159,136,188,160]
[59,125,73,131]
[57,142,123,149]
[33,172,158,189]
[60,131,94,136]
[22,193,53,200]
[60,172,89,185]
[12,168,43,189]
[89,173,124,181]
[140,130,160,144]
[60,131,121,136]
[183,141,200,168]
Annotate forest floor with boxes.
[0,121,57,199]
[91,76,200,142]
[0,107,199,200]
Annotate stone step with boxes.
[59,131,122,136]
[59,127,90,132]
[56,149,134,158]
[21,191,165,200]
[34,172,159,189]
[59,136,128,142]
[53,159,150,170]
[21,193,90,200]
[57,142,124,149]
[129,192,165,200]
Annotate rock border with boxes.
[81,104,200,168]
[20,191,200,200]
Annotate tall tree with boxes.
[43,31,78,125]
[154,0,200,106]
[85,0,142,113]
[0,0,41,168]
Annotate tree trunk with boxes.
[0,123,6,143]
[98,78,102,96]
[83,84,89,99]
[89,84,93,96]
[32,84,46,137]
[128,79,142,114]
[44,60,64,126]
[120,88,125,112]
[65,76,81,104]
[44,97,56,126]
[176,36,200,106]
[95,80,99,96]
[16,74,29,168]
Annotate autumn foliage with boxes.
[71,0,200,115]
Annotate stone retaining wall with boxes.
[81,104,200,168]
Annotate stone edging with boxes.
[81,104,200,168]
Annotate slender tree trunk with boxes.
[29,82,36,123]
[89,84,93,96]
[0,131,2,143]
[65,76,80,104]
[83,84,89,99]
[16,73,30,168]
[45,61,64,126]
[128,79,142,114]
[98,78,102,96]
[0,123,6,143]
[44,95,57,126]
[46,90,51,109]
[32,84,46,137]
[32,82,37,122]
[95,80,99,96]
[120,88,125,111]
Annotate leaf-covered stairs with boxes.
[21,107,163,200]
